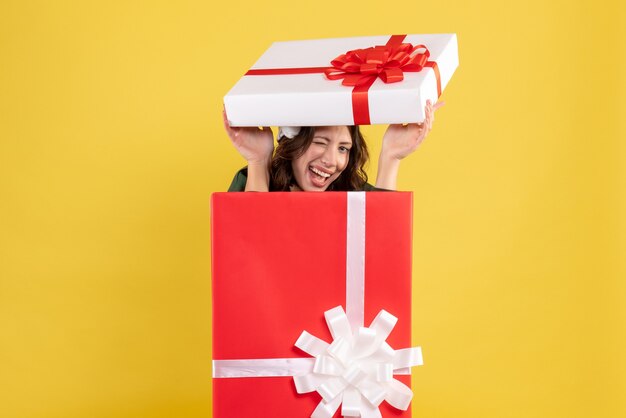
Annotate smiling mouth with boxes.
[308,166,333,187]
[310,166,331,179]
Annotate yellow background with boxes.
[1,1,624,417]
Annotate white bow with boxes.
[294,306,423,418]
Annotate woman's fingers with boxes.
[222,109,238,139]
[429,101,444,130]
[428,103,433,131]
[222,110,230,130]
[428,108,433,131]
[424,103,433,134]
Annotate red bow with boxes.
[324,43,431,87]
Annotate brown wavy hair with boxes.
[269,126,369,191]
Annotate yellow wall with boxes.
[1,1,623,417]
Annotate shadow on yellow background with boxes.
[1,1,624,417]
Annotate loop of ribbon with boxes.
[294,306,423,418]
[245,35,441,125]
[324,42,432,88]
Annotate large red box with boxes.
[211,192,415,417]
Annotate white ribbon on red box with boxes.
[213,192,423,417]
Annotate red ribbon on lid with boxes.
[245,35,441,125]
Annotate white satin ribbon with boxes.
[346,192,366,330]
[212,192,424,417]
[212,358,315,378]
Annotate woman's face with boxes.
[291,126,352,191]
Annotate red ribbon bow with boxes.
[324,43,432,87]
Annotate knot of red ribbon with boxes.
[324,43,431,87]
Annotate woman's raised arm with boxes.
[375,100,444,190]
[222,110,274,191]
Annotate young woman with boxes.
[223,101,443,191]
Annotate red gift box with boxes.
[211,192,421,418]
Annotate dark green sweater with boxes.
[228,167,385,192]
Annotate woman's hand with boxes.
[380,100,443,160]
[222,110,274,165]
[223,110,274,191]
[375,100,444,190]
